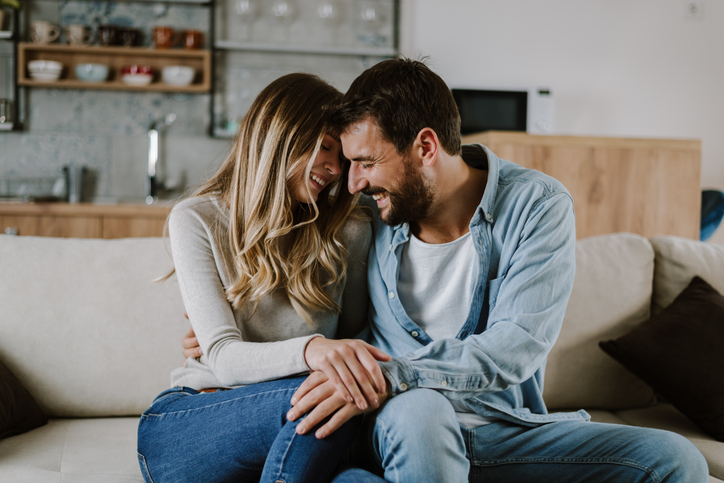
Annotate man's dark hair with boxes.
[334,58,462,156]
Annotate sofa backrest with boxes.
[651,235,724,314]
[544,233,658,411]
[0,236,187,418]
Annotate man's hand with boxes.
[182,313,203,359]
[287,370,389,439]
[304,338,390,412]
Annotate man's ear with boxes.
[413,128,440,168]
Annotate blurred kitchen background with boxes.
[1,1,723,216]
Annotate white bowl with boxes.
[161,65,194,86]
[28,60,63,73]
[30,72,61,82]
[75,63,109,82]
[121,73,153,86]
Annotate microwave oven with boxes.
[451,87,555,135]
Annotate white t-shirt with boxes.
[398,232,493,428]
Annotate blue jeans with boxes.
[137,377,370,483]
[353,388,709,483]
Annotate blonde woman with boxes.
[136,73,389,483]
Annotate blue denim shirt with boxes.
[365,144,590,426]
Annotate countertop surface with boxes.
[0,200,174,216]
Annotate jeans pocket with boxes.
[137,452,154,483]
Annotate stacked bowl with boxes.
[28,60,63,82]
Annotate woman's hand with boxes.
[288,371,389,439]
[182,313,203,359]
[304,337,390,411]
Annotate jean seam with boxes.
[143,387,297,417]
[473,457,661,483]
[137,452,155,483]
[372,415,400,483]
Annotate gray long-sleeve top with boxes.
[169,196,371,390]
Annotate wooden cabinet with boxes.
[18,43,211,93]
[461,131,702,240]
[0,202,171,238]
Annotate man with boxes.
[184,59,708,482]
[284,59,708,482]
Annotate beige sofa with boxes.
[0,233,722,482]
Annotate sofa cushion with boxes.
[0,358,47,440]
[651,235,724,314]
[600,276,724,441]
[0,236,188,418]
[543,233,657,410]
[0,417,143,482]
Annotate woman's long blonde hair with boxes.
[195,73,359,325]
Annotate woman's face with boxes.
[290,134,343,205]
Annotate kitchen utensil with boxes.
[75,63,109,82]
[152,26,180,49]
[65,24,93,45]
[30,20,60,44]
[183,29,204,49]
[161,65,194,86]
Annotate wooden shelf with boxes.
[17,43,211,93]
[215,40,397,57]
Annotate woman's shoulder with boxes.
[169,194,228,235]
[340,214,372,254]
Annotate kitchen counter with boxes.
[0,201,173,238]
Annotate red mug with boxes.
[183,30,204,49]
[152,26,180,49]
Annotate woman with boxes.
[137,73,388,483]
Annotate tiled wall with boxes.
[0,0,395,201]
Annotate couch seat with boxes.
[0,418,143,483]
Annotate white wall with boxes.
[399,0,724,192]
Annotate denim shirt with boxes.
[366,144,590,426]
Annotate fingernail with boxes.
[316,430,325,439]
[373,398,379,407]
[290,397,297,405]
[297,426,305,434]
[287,411,295,421]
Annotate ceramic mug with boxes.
[152,26,180,49]
[98,25,119,46]
[30,20,61,44]
[183,29,204,49]
[119,27,141,47]
[65,24,94,46]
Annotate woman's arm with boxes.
[170,199,320,386]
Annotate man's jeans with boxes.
[352,388,709,483]
[136,377,366,483]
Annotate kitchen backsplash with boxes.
[0,0,395,201]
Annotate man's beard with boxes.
[364,156,436,227]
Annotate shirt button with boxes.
[411,331,419,337]
[486,213,493,222]
[402,223,408,229]
[389,292,395,299]
[399,383,408,391]
[389,244,393,251]
[440,380,448,387]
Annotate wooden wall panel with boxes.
[462,132,701,240]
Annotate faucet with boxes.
[146,113,176,204]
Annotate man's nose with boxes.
[348,163,367,194]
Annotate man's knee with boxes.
[654,430,708,482]
[374,388,460,438]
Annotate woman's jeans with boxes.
[137,376,363,483]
